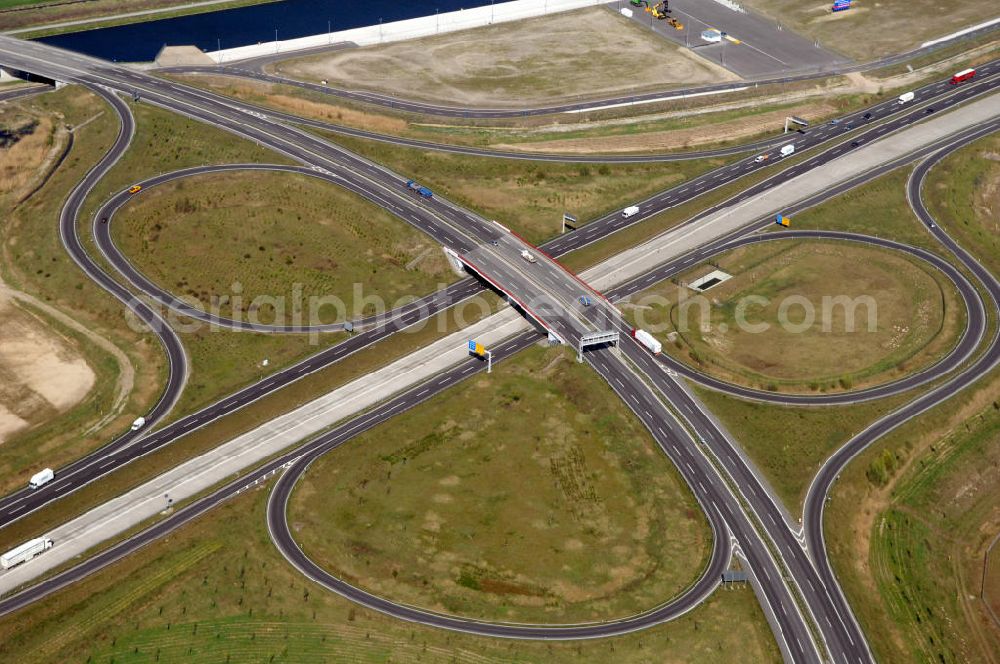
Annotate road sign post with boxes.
[468,340,492,373]
[562,212,577,233]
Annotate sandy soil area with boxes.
[0,293,96,443]
[273,7,736,108]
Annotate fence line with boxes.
[213,0,615,63]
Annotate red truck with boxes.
[950,68,975,84]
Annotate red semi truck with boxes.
[950,68,975,84]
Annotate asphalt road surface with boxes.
[621,0,848,78]
[0,34,997,664]
[803,122,1000,663]
[161,24,999,118]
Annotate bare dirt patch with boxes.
[272,7,736,108]
[170,74,409,135]
[0,292,95,444]
[0,109,67,203]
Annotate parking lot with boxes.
[615,0,850,78]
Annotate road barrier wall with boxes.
[212,0,615,63]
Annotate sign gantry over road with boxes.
[577,330,620,363]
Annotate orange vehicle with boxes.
[127,185,142,194]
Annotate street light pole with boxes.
[216,37,221,63]
[328,19,331,45]
[274,28,278,54]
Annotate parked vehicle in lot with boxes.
[520,249,537,264]
[1,537,53,569]
[622,205,640,218]
[29,468,54,489]
[780,144,795,157]
[897,91,914,104]
[131,416,146,431]
[632,328,662,354]
[950,68,975,84]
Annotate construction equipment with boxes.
[668,17,683,29]
[651,1,670,18]
[630,0,649,7]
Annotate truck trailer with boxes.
[897,91,914,104]
[1,537,53,569]
[950,68,975,84]
[632,328,662,354]
[28,467,54,489]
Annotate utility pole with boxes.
[328,20,331,45]
[217,37,221,63]
[274,28,278,54]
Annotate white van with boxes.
[131,416,146,431]
[622,205,640,218]
[780,144,795,157]
[29,468,54,489]
[897,91,914,104]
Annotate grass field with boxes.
[114,170,456,326]
[817,141,1000,662]
[0,480,780,663]
[292,345,710,624]
[924,132,1000,279]
[681,162,976,514]
[738,0,997,59]
[824,366,1000,664]
[176,70,864,153]
[273,8,734,108]
[0,289,502,565]
[695,386,911,514]
[0,86,168,492]
[622,239,961,393]
[323,132,729,246]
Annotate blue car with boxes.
[579,296,592,307]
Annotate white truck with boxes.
[28,468,54,489]
[897,91,914,104]
[622,205,640,219]
[1,537,53,569]
[632,328,663,354]
[520,249,537,264]
[131,416,146,431]
[780,144,795,157]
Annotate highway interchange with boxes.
[0,29,998,664]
